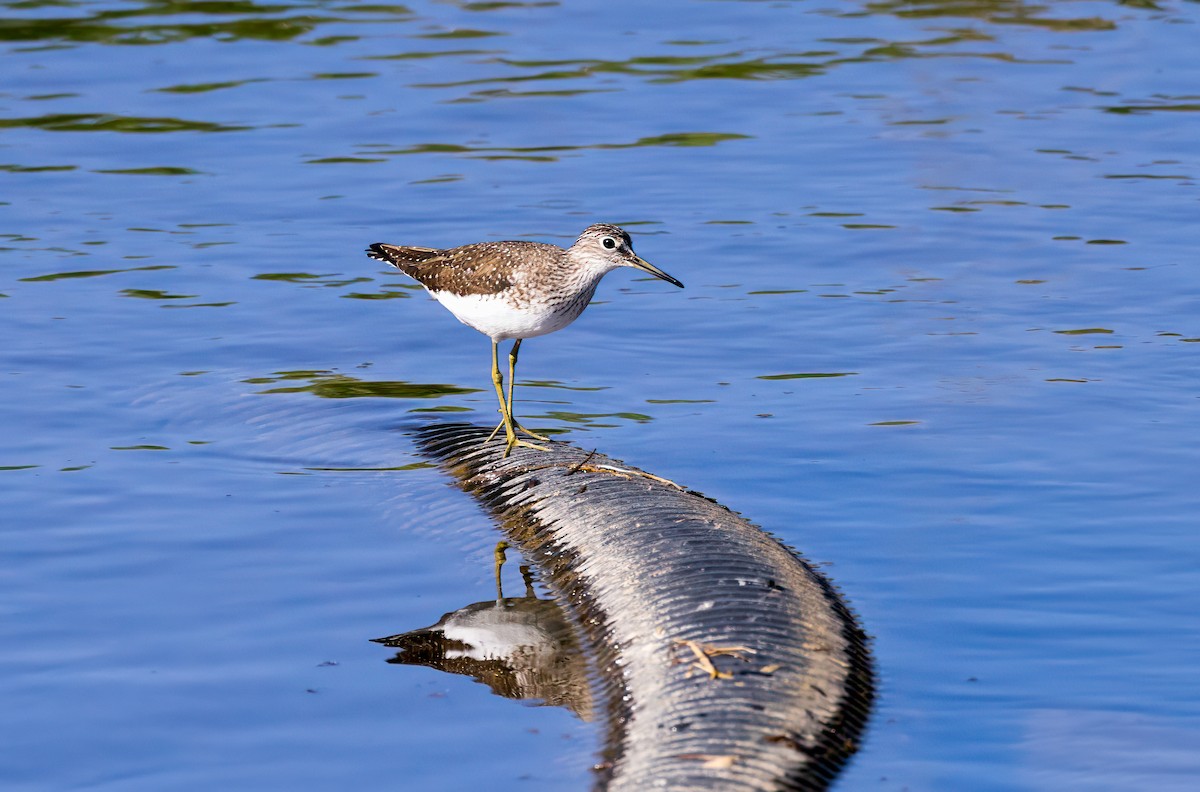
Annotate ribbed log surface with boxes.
[417,424,873,791]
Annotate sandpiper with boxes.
[366,224,683,455]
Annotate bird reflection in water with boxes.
[373,542,593,720]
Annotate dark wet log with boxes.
[416,423,873,791]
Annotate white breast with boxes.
[430,290,583,341]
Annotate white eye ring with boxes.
[602,237,617,250]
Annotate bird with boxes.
[366,223,683,456]
[372,542,592,719]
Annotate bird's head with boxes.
[569,224,684,288]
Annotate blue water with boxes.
[3,1,1199,789]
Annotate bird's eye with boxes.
[602,237,616,250]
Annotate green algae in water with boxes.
[21,265,174,282]
[247,371,482,399]
[757,372,858,380]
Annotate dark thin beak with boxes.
[629,255,684,288]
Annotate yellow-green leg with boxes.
[494,541,537,600]
[494,540,509,601]
[518,564,536,599]
[488,339,547,457]
[504,340,550,441]
[486,339,550,446]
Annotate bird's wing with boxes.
[367,241,544,295]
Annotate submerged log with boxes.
[416,423,874,791]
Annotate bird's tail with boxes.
[364,241,451,274]
[366,242,443,269]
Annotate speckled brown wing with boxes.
[367,241,555,296]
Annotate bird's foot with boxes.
[514,422,551,442]
[487,418,550,443]
[502,436,550,458]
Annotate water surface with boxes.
[3,0,1199,789]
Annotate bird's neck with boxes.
[562,250,616,289]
